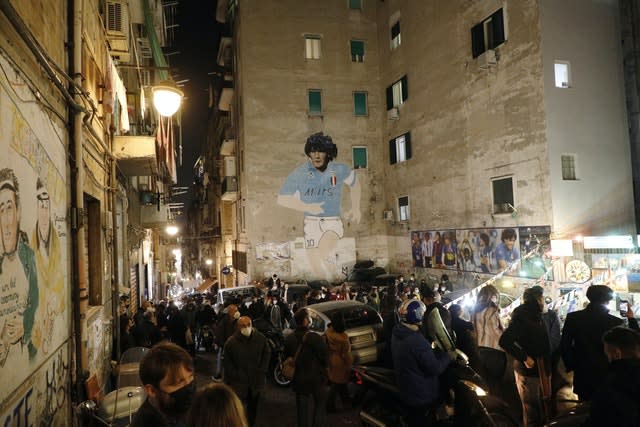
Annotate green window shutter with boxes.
[354,92,367,116]
[349,0,361,10]
[308,90,322,113]
[350,40,364,61]
[389,139,397,164]
[353,147,367,169]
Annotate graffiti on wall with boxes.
[410,226,551,279]
[1,343,70,426]
[0,57,69,407]
[276,132,360,280]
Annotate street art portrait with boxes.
[411,226,551,279]
[276,132,361,279]
[0,69,69,410]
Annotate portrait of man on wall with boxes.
[0,168,38,366]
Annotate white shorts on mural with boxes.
[303,216,344,248]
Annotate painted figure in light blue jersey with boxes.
[278,132,361,254]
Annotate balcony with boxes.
[218,75,234,111]
[221,176,238,201]
[114,136,158,177]
[220,138,235,156]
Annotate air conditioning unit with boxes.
[477,49,497,69]
[387,107,399,120]
[383,210,394,221]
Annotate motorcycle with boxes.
[264,328,291,387]
[354,309,518,427]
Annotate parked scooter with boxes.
[354,309,518,426]
[76,347,148,426]
[264,328,291,387]
[197,324,215,352]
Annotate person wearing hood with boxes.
[392,299,451,427]
[560,285,638,401]
[499,285,551,427]
[586,327,640,427]
[223,316,271,427]
[325,313,353,412]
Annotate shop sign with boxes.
[583,235,634,249]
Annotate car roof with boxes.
[305,300,369,313]
[219,285,261,293]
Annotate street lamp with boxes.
[152,80,184,117]
[166,224,179,236]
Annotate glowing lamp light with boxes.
[152,80,184,117]
[166,225,179,236]
[205,259,213,266]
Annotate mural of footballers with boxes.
[0,168,38,367]
[277,132,361,278]
[31,178,64,355]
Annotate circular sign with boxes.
[565,260,591,284]
[221,266,231,275]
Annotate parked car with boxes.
[306,279,330,291]
[283,283,311,308]
[304,300,384,364]
[344,260,386,290]
[217,285,264,308]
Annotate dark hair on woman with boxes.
[187,383,248,427]
[293,308,309,326]
[330,313,346,333]
[480,233,490,246]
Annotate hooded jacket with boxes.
[325,326,353,384]
[499,300,551,377]
[391,322,450,407]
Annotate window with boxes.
[471,8,506,58]
[304,35,321,59]
[389,132,411,164]
[353,91,368,116]
[348,0,362,10]
[390,21,401,50]
[398,196,409,221]
[561,154,577,180]
[386,75,408,110]
[308,89,322,114]
[492,176,514,214]
[554,61,571,88]
[350,40,365,62]
[352,146,368,169]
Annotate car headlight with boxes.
[461,380,487,396]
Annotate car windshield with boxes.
[324,305,381,329]
[221,287,260,305]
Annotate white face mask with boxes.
[233,311,240,319]
[240,327,252,337]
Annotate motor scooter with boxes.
[354,309,518,426]
[76,347,148,426]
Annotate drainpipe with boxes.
[71,0,89,380]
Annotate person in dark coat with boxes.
[131,342,195,427]
[223,316,271,427]
[560,285,639,401]
[392,299,451,427]
[421,287,453,339]
[499,286,551,427]
[132,310,163,348]
[449,304,482,374]
[213,304,240,381]
[284,308,329,427]
[586,327,640,427]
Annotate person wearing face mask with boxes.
[471,284,506,396]
[585,327,640,427]
[131,342,195,427]
[213,304,240,381]
[223,316,271,427]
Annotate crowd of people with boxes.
[116,276,640,427]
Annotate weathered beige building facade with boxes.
[206,0,635,285]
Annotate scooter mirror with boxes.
[425,308,456,352]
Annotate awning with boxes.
[197,278,218,293]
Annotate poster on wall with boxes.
[0,61,69,406]
[411,226,552,279]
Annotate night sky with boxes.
[172,1,223,212]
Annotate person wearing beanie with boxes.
[499,285,551,427]
[560,285,638,401]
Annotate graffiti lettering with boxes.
[42,349,69,421]
[303,187,334,198]
[2,387,32,427]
